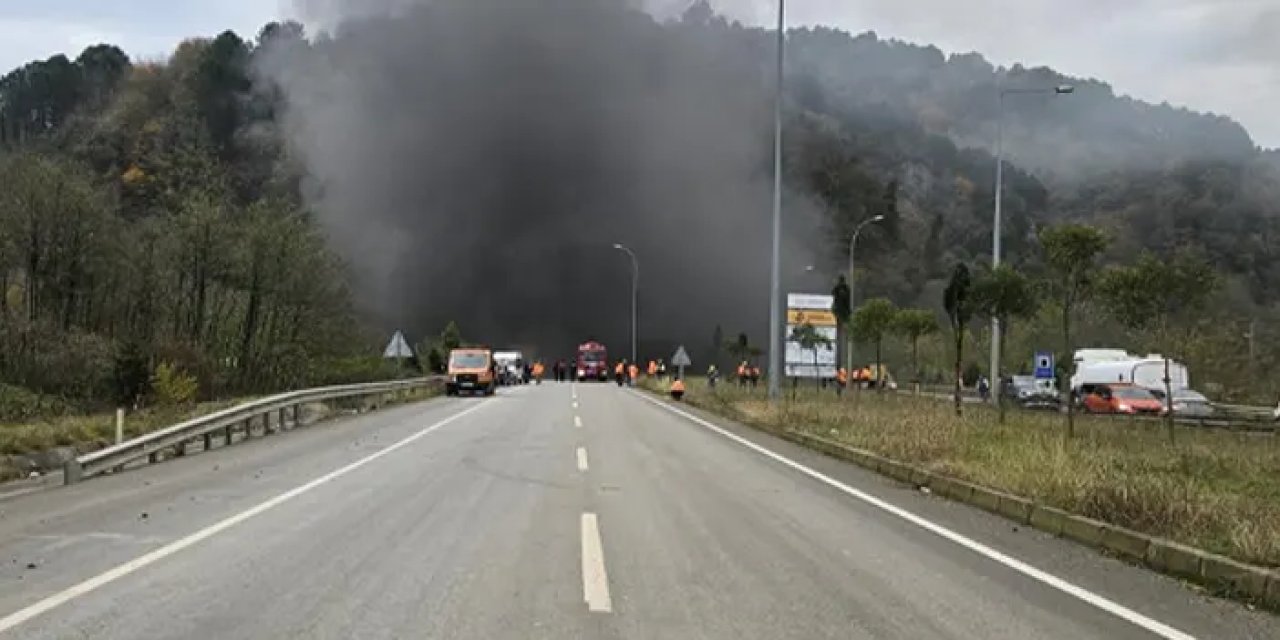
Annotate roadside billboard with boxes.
[785,293,837,379]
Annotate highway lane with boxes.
[0,382,1274,638]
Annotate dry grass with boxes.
[0,399,252,478]
[651,378,1280,568]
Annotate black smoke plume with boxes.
[266,0,822,361]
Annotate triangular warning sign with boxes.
[671,345,692,367]
[383,330,414,359]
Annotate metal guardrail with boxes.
[64,377,443,485]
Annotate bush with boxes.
[308,357,408,386]
[151,362,199,406]
[0,384,73,423]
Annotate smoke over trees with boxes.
[265,0,817,358]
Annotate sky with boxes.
[0,0,1275,148]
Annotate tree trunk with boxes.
[1063,301,1075,438]
[239,257,262,389]
[1163,356,1175,444]
[953,331,964,417]
[997,318,1007,424]
[911,335,920,394]
[875,336,883,393]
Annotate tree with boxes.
[893,308,938,387]
[440,321,463,351]
[788,322,831,389]
[725,332,753,366]
[1039,223,1109,437]
[851,298,897,392]
[944,263,973,416]
[711,324,724,368]
[970,265,1039,422]
[1098,250,1218,442]
[831,275,851,378]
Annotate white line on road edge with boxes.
[0,400,497,635]
[576,447,589,472]
[630,392,1196,640]
[580,512,613,613]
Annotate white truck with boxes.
[492,351,527,386]
[1070,354,1189,394]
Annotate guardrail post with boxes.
[293,404,301,427]
[225,425,233,445]
[64,459,82,485]
[148,451,159,464]
[203,432,214,451]
[263,412,274,436]
[278,407,287,430]
[244,417,253,439]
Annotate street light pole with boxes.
[613,243,638,365]
[846,215,885,376]
[767,0,785,400]
[989,83,1073,403]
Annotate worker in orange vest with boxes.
[628,362,639,386]
[736,361,748,387]
[614,360,626,386]
[835,367,848,396]
[670,377,686,401]
[532,361,545,384]
[647,360,658,376]
[749,365,761,389]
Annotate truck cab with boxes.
[446,348,496,396]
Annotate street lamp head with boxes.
[871,214,886,223]
[612,243,624,250]
[1055,84,1075,95]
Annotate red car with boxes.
[1080,384,1165,415]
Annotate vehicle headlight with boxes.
[1117,403,1132,412]
[1172,402,1186,411]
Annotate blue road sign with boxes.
[1034,352,1055,379]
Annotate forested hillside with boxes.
[0,25,391,418]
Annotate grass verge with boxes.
[643,377,1280,569]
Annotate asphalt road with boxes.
[0,383,1275,639]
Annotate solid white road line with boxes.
[576,447,589,472]
[0,400,497,635]
[630,391,1196,640]
[574,415,583,429]
[580,512,613,613]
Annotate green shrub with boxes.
[0,384,73,423]
[151,362,199,406]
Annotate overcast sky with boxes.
[1,0,1275,147]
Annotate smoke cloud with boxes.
[266,0,822,360]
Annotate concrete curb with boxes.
[783,430,1280,610]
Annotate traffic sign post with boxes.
[1033,351,1054,379]
[672,345,692,379]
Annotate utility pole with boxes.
[767,0,785,400]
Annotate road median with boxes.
[639,377,1280,611]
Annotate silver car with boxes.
[1169,389,1216,419]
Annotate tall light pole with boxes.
[767,0,785,400]
[613,243,638,365]
[990,83,1073,402]
[846,214,885,376]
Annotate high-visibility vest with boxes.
[533,363,544,376]
[648,361,657,375]
[628,365,639,379]
[737,364,748,377]
[615,362,625,375]
[671,379,686,393]
[836,368,848,384]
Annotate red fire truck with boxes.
[576,341,609,382]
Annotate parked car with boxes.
[1080,383,1165,415]
[1002,375,1060,411]
[1149,388,1217,419]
